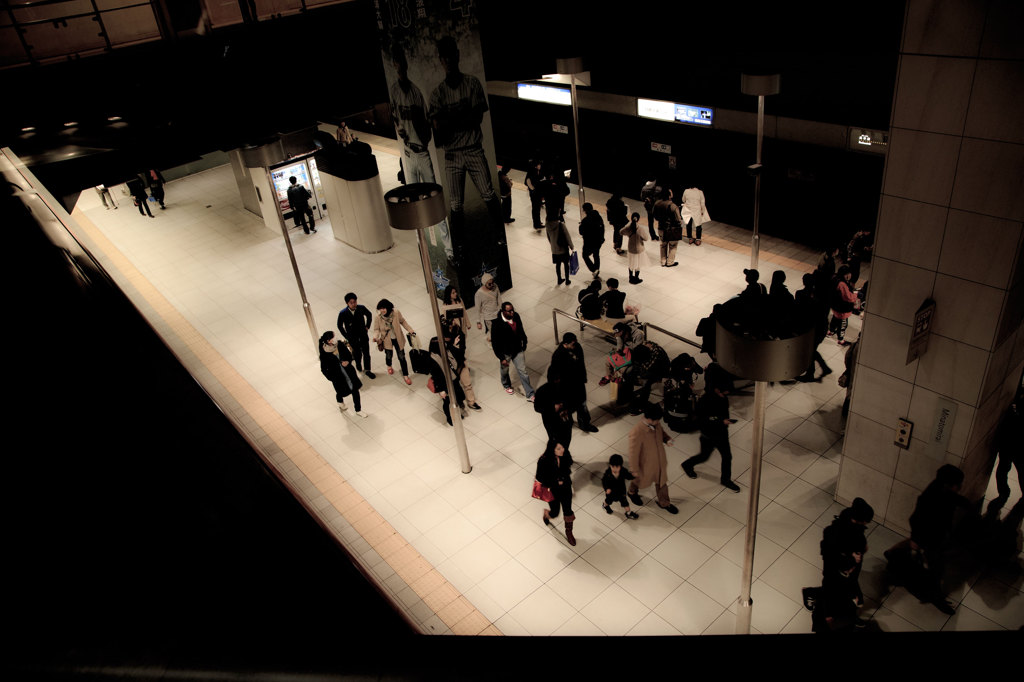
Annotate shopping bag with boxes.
[531,480,555,502]
[568,251,579,276]
[406,332,421,350]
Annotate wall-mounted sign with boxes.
[849,127,888,154]
[518,83,572,106]
[927,397,958,460]
[650,142,671,154]
[675,104,713,126]
[906,298,936,364]
[552,123,569,134]
[637,98,714,127]
[637,98,675,121]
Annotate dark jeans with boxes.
[441,382,466,425]
[555,260,571,283]
[574,401,593,429]
[611,222,625,250]
[135,196,153,216]
[686,218,701,240]
[348,335,371,372]
[829,315,849,340]
[293,205,315,233]
[685,430,733,482]
[384,347,409,376]
[547,489,574,518]
[332,382,361,412]
[582,244,601,273]
[502,194,512,222]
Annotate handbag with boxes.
[568,250,579,275]
[376,339,385,351]
[427,377,437,393]
[406,332,421,350]
[531,480,555,502]
[663,224,683,242]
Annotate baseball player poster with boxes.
[373,0,513,303]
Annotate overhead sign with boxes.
[552,123,569,134]
[650,142,672,154]
[849,127,888,154]
[907,298,936,364]
[637,98,675,122]
[518,83,572,106]
[675,103,713,126]
[638,98,714,127]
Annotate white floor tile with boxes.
[507,584,577,636]
[654,581,727,635]
[681,504,744,551]
[617,555,685,610]
[580,583,652,636]
[545,557,614,611]
[580,532,646,580]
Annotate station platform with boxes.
[66,131,1022,637]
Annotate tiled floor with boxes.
[67,131,1023,636]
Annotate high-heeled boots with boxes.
[564,515,576,546]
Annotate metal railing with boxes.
[551,307,628,345]
[643,321,702,353]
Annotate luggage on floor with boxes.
[409,348,432,375]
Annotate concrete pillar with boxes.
[837,0,1024,531]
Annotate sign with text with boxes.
[518,82,571,106]
[650,142,672,154]
[849,127,888,154]
[637,98,713,127]
[637,98,675,122]
[927,397,958,460]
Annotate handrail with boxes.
[643,321,703,353]
[552,307,622,344]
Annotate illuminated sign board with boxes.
[637,98,675,121]
[517,83,572,106]
[849,127,888,154]
[675,104,713,126]
[638,98,713,127]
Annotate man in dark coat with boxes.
[578,202,605,278]
[533,368,573,447]
[490,302,535,400]
[337,292,375,378]
[286,176,316,234]
[682,387,740,492]
[549,332,598,434]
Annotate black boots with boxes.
[564,515,576,546]
[629,270,643,284]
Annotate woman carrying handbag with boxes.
[534,440,577,545]
[372,299,416,385]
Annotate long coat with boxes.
[320,342,362,398]
[620,222,648,254]
[373,309,415,350]
[680,187,710,226]
[628,419,670,489]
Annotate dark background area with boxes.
[2,0,901,249]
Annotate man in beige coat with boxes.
[626,404,679,514]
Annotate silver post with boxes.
[569,72,586,214]
[736,379,767,633]
[416,230,472,474]
[268,168,320,353]
[384,183,472,475]
[751,94,764,269]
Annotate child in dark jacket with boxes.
[601,454,639,519]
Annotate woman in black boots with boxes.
[621,212,648,284]
[535,440,577,546]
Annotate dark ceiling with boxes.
[1,0,904,195]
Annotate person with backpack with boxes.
[828,265,859,345]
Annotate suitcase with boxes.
[409,348,432,375]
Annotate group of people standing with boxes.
[122,169,167,218]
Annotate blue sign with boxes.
[675,104,713,126]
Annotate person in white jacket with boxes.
[681,185,711,246]
[474,272,502,341]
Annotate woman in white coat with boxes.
[681,185,711,246]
